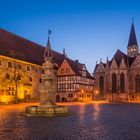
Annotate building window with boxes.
[99,76,104,95]
[42,69,45,74]
[0,60,1,66]
[82,71,86,77]
[66,68,70,73]
[29,77,32,82]
[26,66,31,71]
[17,74,21,80]
[6,73,10,79]
[39,78,42,83]
[8,62,12,68]
[18,64,22,69]
[112,73,117,93]
[135,75,140,93]
[61,69,64,73]
[120,73,125,93]
[35,68,38,73]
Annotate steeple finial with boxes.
[46,30,52,48]
[63,48,67,58]
[100,58,102,63]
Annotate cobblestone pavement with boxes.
[0,102,140,140]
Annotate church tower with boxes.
[127,22,139,57]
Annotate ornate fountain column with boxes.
[39,60,56,107]
[25,35,70,116]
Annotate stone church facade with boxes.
[93,22,140,101]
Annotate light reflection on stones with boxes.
[0,103,140,140]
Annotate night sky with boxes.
[1,0,140,73]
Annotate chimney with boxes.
[75,60,79,63]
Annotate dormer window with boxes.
[66,68,70,73]
[82,71,86,77]
[61,69,64,73]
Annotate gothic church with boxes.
[93,22,140,101]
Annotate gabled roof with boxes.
[93,62,106,73]
[0,28,93,79]
[66,58,93,79]
[0,28,65,66]
[128,22,138,47]
[111,49,128,67]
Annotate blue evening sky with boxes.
[0,0,140,73]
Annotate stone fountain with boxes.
[25,37,70,117]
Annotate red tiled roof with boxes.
[0,28,93,79]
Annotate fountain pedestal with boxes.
[25,38,70,116]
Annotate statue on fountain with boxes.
[25,32,70,116]
[39,36,56,107]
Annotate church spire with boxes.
[127,22,139,57]
[128,22,138,47]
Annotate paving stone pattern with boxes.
[0,103,140,140]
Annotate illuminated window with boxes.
[8,62,12,68]
[66,68,70,73]
[26,66,31,71]
[61,69,64,73]
[6,73,10,79]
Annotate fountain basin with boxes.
[25,105,71,117]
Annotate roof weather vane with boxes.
[48,29,52,37]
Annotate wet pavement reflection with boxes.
[0,102,140,140]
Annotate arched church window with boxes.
[135,74,140,93]
[112,73,117,93]
[99,76,104,94]
[120,73,125,93]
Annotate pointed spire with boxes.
[46,36,51,49]
[106,56,108,62]
[44,30,52,62]
[63,48,67,58]
[128,21,138,47]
